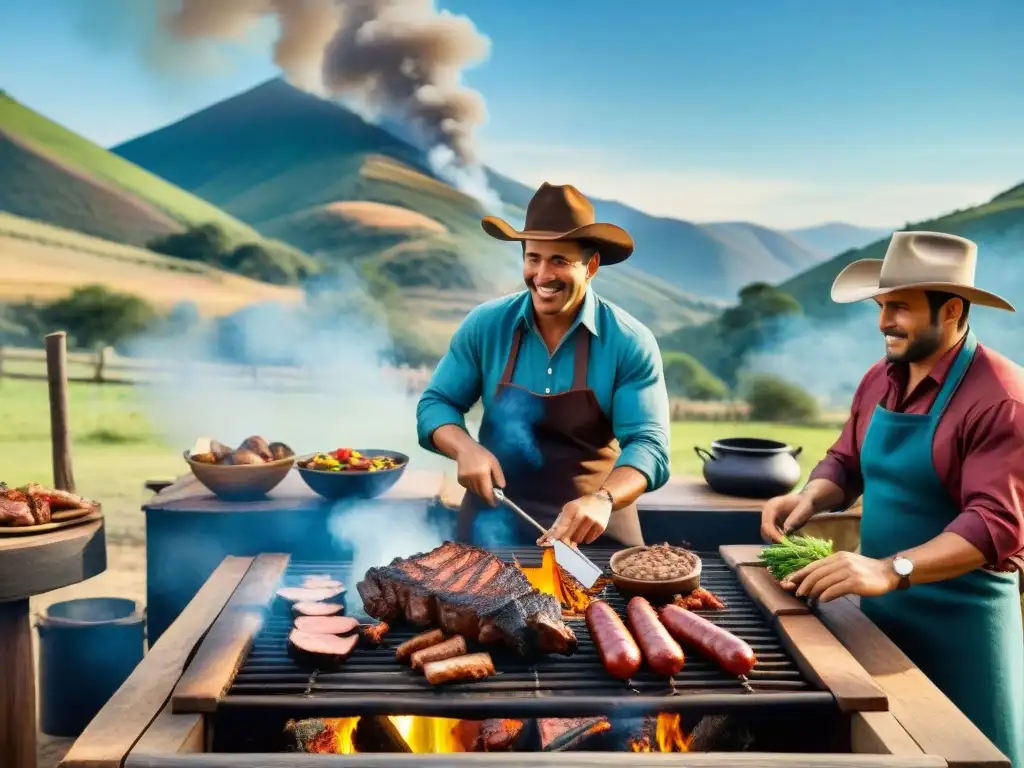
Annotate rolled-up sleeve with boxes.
[807,382,866,508]
[416,315,483,454]
[945,398,1024,568]
[611,329,671,491]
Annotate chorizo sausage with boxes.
[423,653,495,684]
[658,603,756,676]
[395,628,446,662]
[411,635,468,670]
[626,596,685,676]
[585,600,642,679]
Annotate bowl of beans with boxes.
[609,543,702,598]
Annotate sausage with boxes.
[626,596,685,676]
[411,635,468,670]
[423,652,495,685]
[395,628,446,662]
[585,600,642,680]
[658,603,757,676]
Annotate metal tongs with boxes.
[492,488,603,588]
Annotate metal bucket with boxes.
[37,597,145,737]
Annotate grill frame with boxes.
[215,546,836,720]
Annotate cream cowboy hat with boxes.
[830,230,1015,312]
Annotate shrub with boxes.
[745,374,820,423]
[39,285,158,350]
[662,351,728,401]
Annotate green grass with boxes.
[0,92,261,243]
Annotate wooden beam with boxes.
[59,556,254,768]
[851,712,925,756]
[171,553,290,714]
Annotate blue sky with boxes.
[1,0,1022,228]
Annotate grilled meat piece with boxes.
[357,541,578,656]
[0,485,35,526]
[269,441,294,460]
[473,719,525,751]
[239,435,273,460]
[538,718,611,751]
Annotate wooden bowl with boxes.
[609,546,702,599]
[183,450,294,501]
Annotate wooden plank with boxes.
[719,544,764,569]
[127,708,204,760]
[59,556,253,768]
[736,564,810,616]
[851,712,925,756]
[777,614,887,712]
[121,753,949,767]
[816,597,1009,768]
[171,553,290,714]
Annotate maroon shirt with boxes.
[809,334,1024,572]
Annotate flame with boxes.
[518,547,596,615]
[630,714,692,753]
[295,716,473,754]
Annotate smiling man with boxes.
[760,231,1024,766]
[416,182,671,548]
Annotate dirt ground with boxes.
[32,540,147,768]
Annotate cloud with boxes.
[483,142,1017,230]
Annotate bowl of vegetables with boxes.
[295,448,409,500]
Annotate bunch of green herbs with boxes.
[758,534,834,581]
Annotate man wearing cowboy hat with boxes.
[416,182,670,548]
[761,231,1024,766]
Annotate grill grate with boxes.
[220,547,834,719]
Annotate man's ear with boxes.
[586,252,601,279]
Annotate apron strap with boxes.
[571,328,591,391]
[929,329,978,422]
[498,326,525,387]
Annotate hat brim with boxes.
[831,258,1015,311]
[481,216,635,265]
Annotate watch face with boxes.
[893,557,913,577]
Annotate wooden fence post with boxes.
[94,346,110,383]
[45,332,76,492]
[0,345,5,386]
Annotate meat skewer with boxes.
[293,615,359,635]
[659,603,757,676]
[410,635,468,670]
[395,628,446,663]
[423,652,495,685]
[585,600,642,680]
[626,596,685,676]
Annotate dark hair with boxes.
[520,239,600,264]
[925,290,971,330]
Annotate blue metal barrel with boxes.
[37,597,145,737]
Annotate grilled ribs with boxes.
[357,542,578,656]
[0,481,97,527]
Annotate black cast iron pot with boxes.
[694,437,803,499]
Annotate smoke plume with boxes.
[158,0,494,198]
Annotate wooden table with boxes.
[0,518,107,768]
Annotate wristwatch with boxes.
[595,488,615,509]
[891,555,914,590]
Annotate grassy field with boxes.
[0,378,841,543]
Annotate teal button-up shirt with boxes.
[416,287,671,491]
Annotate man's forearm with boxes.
[600,466,649,510]
[430,424,478,461]
[800,478,848,513]
[897,532,987,585]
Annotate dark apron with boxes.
[859,330,1024,768]
[457,325,644,548]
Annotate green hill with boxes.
[112,78,825,303]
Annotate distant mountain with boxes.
[785,222,891,258]
[113,78,826,303]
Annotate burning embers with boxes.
[284,713,722,754]
[518,546,605,616]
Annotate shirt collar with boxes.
[885,332,967,388]
[516,285,600,337]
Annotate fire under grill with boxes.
[214,547,834,738]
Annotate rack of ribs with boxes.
[356,541,578,656]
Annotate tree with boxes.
[717,282,803,384]
[148,223,230,265]
[40,285,157,350]
[661,351,728,401]
[745,374,820,423]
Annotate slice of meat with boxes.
[293,616,359,635]
[538,718,611,751]
[302,575,344,590]
[410,635,468,670]
[423,652,495,685]
[276,586,345,603]
[0,490,34,527]
[473,719,524,751]
[292,601,344,617]
[288,629,357,667]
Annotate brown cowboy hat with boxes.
[481,182,635,265]
[831,230,1015,311]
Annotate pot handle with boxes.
[791,446,803,458]
[694,446,715,463]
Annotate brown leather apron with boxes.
[456,324,645,547]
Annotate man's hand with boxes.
[760,491,817,543]
[454,442,506,507]
[540,493,613,546]
[780,551,900,603]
